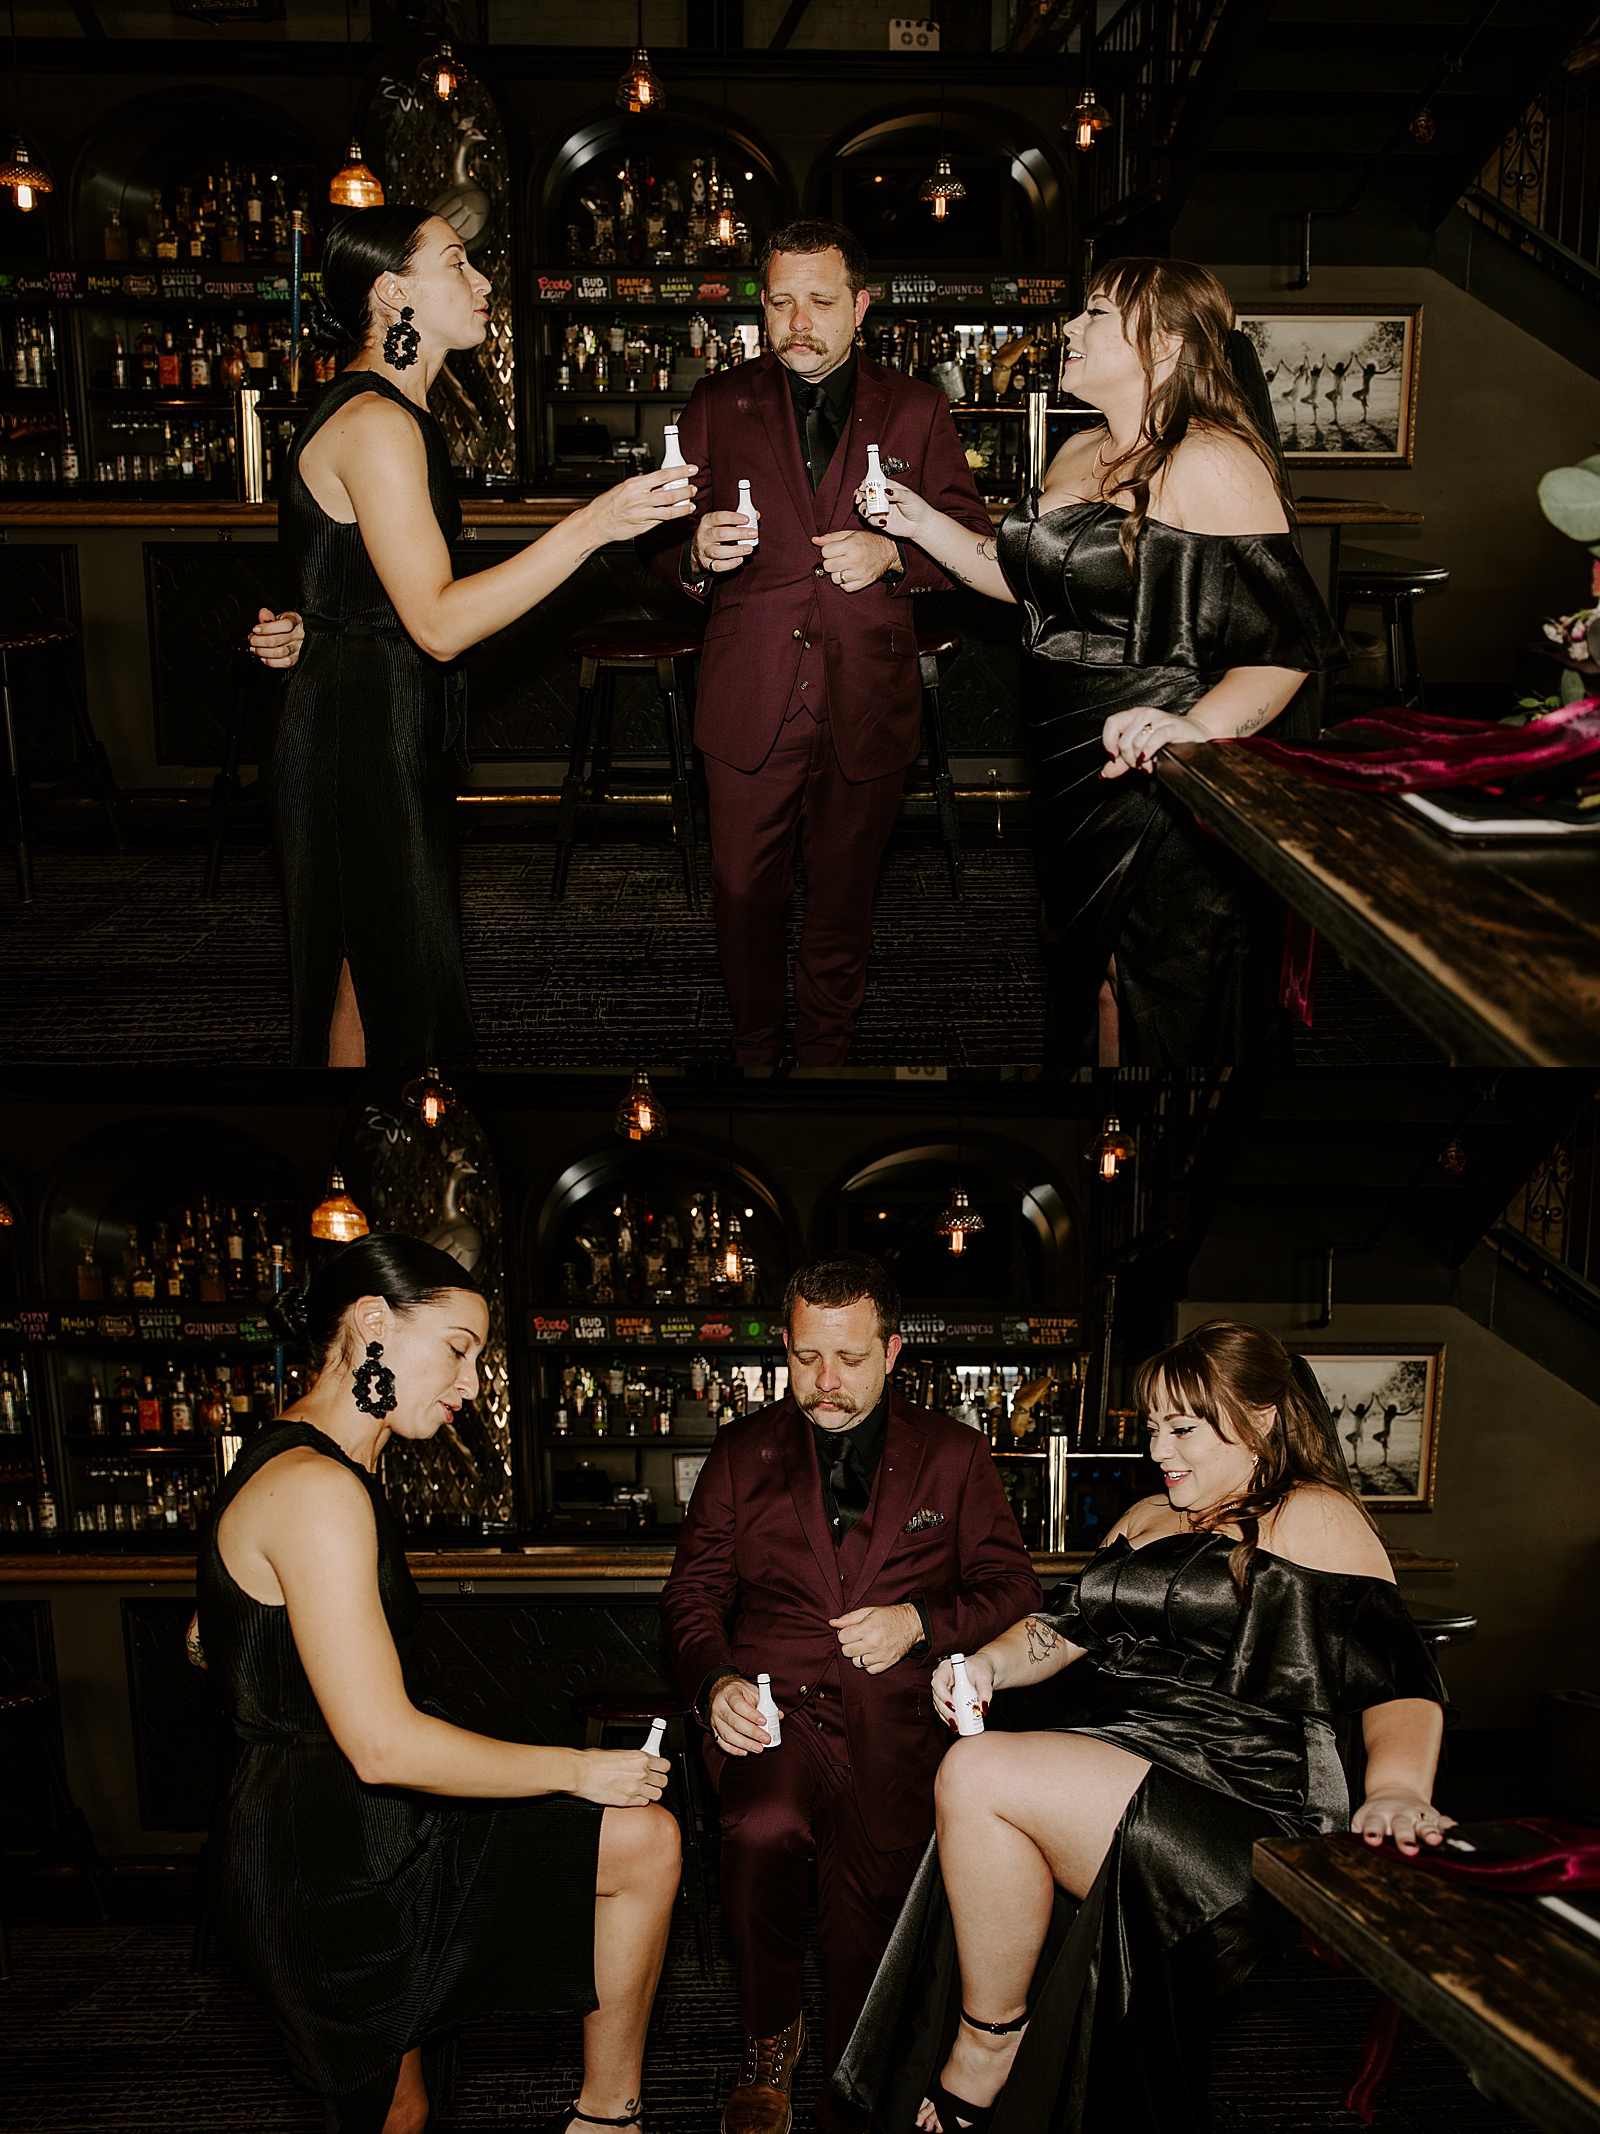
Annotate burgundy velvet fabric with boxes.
[1242,699,1600,791]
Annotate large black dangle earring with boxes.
[352,1341,398,1417]
[383,305,420,371]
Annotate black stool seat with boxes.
[0,618,77,654]
[916,629,962,662]
[0,1671,109,1976]
[1405,1606,1478,1646]
[1338,548,1451,599]
[0,1676,52,1713]
[552,620,704,905]
[568,622,707,663]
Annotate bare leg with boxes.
[1096,959,1119,1068]
[569,1802,681,2129]
[916,1734,1150,2133]
[381,2049,428,2134]
[328,957,366,1069]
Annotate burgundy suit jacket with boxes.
[660,1389,1040,1852]
[639,351,993,783]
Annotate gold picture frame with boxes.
[1291,1343,1443,1510]
[1237,306,1422,468]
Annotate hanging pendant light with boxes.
[920,153,965,222]
[330,0,383,208]
[720,1211,744,1285]
[615,1066,666,1142]
[310,1171,370,1244]
[1069,86,1113,154]
[329,140,384,210]
[617,0,664,114]
[711,181,738,249]
[0,135,49,212]
[1409,106,1437,144]
[1087,1116,1137,1182]
[402,1067,455,1130]
[421,38,469,104]
[0,1195,14,1226]
[935,1184,985,1257]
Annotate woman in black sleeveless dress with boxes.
[249,207,697,1068]
[834,1323,1451,2134]
[860,259,1343,1067]
[196,1236,680,2134]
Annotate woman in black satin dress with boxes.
[197,1234,680,2134]
[861,258,1344,1067]
[834,1320,1452,2134]
[248,208,696,1068]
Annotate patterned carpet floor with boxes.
[0,832,1442,1070]
[0,1876,1533,2134]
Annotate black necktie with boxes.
[801,383,836,491]
[828,1438,871,1540]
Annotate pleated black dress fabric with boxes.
[836,1532,1446,2134]
[997,494,1345,1067]
[196,1421,603,2121]
[274,371,475,1069]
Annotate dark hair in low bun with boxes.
[283,1232,483,1374]
[318,205,435,351]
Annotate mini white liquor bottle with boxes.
[949,1653,985,1737]
[862,441,889,520]
[755,1672,783,1746]
[643,1717,667,1755]
[736,478,760,550]
[659,423,689,493]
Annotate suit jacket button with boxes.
[815,565,825,576]
[800,680,809,690]
[803,640,812,649]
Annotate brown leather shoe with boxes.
[720,2012,805,2134]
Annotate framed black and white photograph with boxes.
[1291,1344,1443,1510]
[1237,307,1422,467]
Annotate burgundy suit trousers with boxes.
[703,709,906,1066]
[716,1690,924,2130]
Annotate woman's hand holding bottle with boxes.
[932,1648,996,1730]
[584,464,701,545]
[855,476,933,541]
[572,1747,672,1807]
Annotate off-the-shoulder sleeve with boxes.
[1032,1577,1107,1654]
[1127,526,1346,677]
[1225,1557,1450,1718]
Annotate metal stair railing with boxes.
[1463,65,1600,297]
[1080,0,1233,235]
[1487,1095,1600,1327]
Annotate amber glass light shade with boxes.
[421,40,469,103]
[935,1184,985,1256]
[711,183,737,249]
[402,1068,455,1130]
[1070,89,1112,153]
[615,1067,666,1143]
[0,137,52,211]
[1088,1115,1137,1181]
[616,47,664,115]
[919,154,966,222]
[329,143,385,210]
[0,1197,14,1226]
[311,1171,369,1244]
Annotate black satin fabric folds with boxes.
[273,372,475,1069]
[998,495,1344,1066]
[836,1533,1447,2134]
[196,1423,602,2123]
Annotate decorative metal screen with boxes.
[353,1097,514,1530]
[375,70,516,480]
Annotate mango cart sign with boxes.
[614,1316,653,1343]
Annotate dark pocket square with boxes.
[903,1507,946,1533]
[884,455,912,474]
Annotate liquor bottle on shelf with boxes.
[0,1361,26,1435]
[115,1363,140,1437]
[169,1368,195,1435]
[155,198,179,261]
[76,1242,104,1301]
[37,1460,58,1535]
[88,1380,108,1437]
[104,208,129,262]
[137,1371,163,1436]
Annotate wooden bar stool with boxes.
[0,617,124,904]
[914,628,963,896]
[0,1675,109,1978]
[573,1683,714,1976]
[1336,549,1450,710]
[551,622,703,905]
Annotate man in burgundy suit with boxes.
[640,220,993,1068]
[661,1254,1039,2134]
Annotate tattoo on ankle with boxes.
[1024,1618,1061,1665]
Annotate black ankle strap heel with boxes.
[537,2105,644,2134]
[960,2009,1029,2035]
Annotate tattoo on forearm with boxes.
[948,535,998,591]
[976,537,997,565]
[1024,1617,1062,1665]
[1234,703,1275,737]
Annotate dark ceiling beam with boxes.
[67,0,107,32]
[768,0,815,52]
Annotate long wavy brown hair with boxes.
[1086,256,1287,568]
[1133,1319,1377,1588]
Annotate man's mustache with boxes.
[801,1389,859,1414]
[780,336,825,353]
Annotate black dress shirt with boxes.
[785,351,857,488]
[812,1387,885,1542]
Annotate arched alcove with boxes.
[534,101,794,265]
[811,1134,1081,1311]
[810,104,1068,270]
